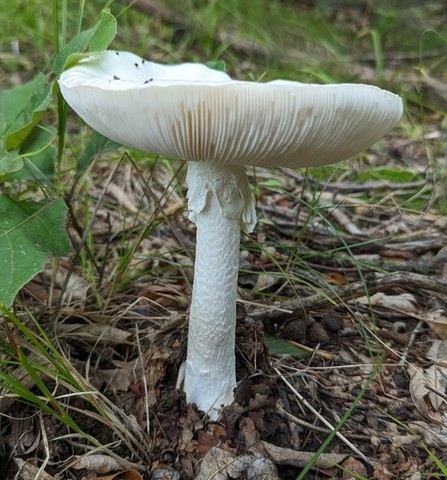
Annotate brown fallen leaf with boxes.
[426,339,447,366]
[143,283,189,308]
[373,463,393,480]
[423,310,447,339]
[240,416,260,446]
[419,340,447,411]
[70,454,141,474]
[194,448,252,480]
[410,420,447,449]
[150,467,181,479]
[425,364,447,410]
[197,429,220,454]
[53,263,90,304]
[98,470,144,480]
[57,323,134,345]
[107,181,141,214]
[93,360,137,393]
[357,292,418,312]
[249,440,349,473]
[342,456,368,479]
[195,447,280,480]
[14,459,55,480]
[140,344,172,407]
[408,364,446,423]
[26,262,90,304]
[247,457,280,480]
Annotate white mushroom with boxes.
[59,51,403,419]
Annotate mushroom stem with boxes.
[184,161,256,419]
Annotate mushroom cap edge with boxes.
[59,51,403,168]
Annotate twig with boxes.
[288,340,336,361]
[251,272,447,326]
[301,190,363,236]
[38,412,50,480]
[282,168,427,193]
[398,320,425,367]
[277,403,331,434]
[135,323,151,437]
[273,366,372,466]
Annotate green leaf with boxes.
[0,125,56,182]
[0,196,70,308]
[77,131,121,178]
[258,179,284,188]
[85,10,117,52]
[0,149,23,180]
[206,60,226,72]
[53,9,117,74]
[12,125,57,182]
[357,166,419,183]
[0,74,53,151]
[264,335,309,359]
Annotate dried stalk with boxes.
[250,272,447,326]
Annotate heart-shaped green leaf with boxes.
[54,9,117,74]
[0,196,70,307]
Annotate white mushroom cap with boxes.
[59,51,403,168]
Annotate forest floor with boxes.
[1,1,447,479]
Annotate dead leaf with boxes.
[143,283,189,308]
[195,448,252,480]
[57,323,134,345]
[141,345,171,407]
[357,292,417,312]
[54,264,90,304]
[249,440,348,472]
[94,359,137,393]
[150,467,181,479]
[26,262,90,304]
[425,364,447,411]
[254,273,277,291]
[178,425,195,451]
[374,463,393,480]
[70,454,139,474]
[410,420,447,449]
[408,364,445,422]
[342,456,368,479]
[14,459,55,480]
[197,429,220,454]
[246,457,280,480]
[423,310,447,339]
[241,416,260,446]
[426,339,447,367]
[107,181,140,213]
[98,470,144,480]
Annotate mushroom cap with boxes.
[59,51,403,168]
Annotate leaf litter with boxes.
[2,117,447,479]
[2,137,447,479]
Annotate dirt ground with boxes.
[2,136,447,478]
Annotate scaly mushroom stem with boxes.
[184,161,256,419]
